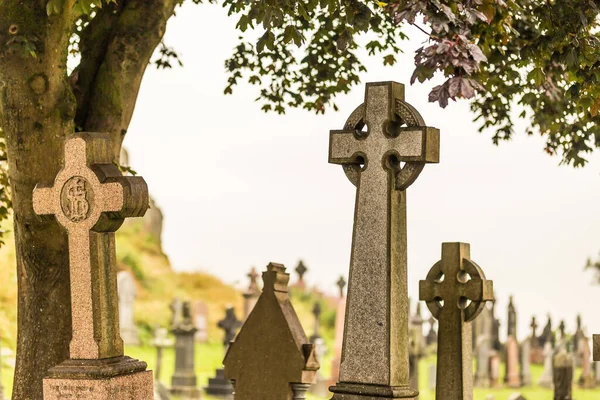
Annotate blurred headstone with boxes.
[151,327,173,400]
[295,260,307,289]
[117,270,140,346]
[474,303,493,387]
[329,276,346,386]
[505,296,521,388]
[192,300,208,343]
[205,306,241,398]
[243,267,261,319]
[520,338,532,386]
[553,351,573,400]
[539,341,554,388]
[171,301,201,399]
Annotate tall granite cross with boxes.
[531,316,538,338]
[329,81,439,398]
[33,132,148,360]
[35,133,152,399]
[419,242,494,400]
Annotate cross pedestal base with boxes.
[330,383,418,399]
[43,370,153,399]
[171,386,202,399]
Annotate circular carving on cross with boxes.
[341,100,428,190]
[60,176,94,222]
[423,257,489,323]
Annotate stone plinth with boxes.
[44,371,153,399]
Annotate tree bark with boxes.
[0,1,178,398]
[0,2,76,399]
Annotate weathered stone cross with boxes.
[329,81,439,398]
[336,276,346,298]
[530,316,538,338]
[420,242,493,400]
[218,307,242,350]
[33,133,148,360]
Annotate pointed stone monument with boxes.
[205,307,241,398]
[243,267,261,319]
[529,316,543,364]
[34,133,152,399]
[419,242,494,400]
[520,338,532,386]
[223,263,319,399]
[328,81,440,399]
[474,304,493,387]
[505,296,521,388]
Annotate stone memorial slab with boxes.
[117,270,140,346]
[224,263,319,399]
[171,301,201,399]
[420,242,494,400]
[578,335,595,388]
[474,304,493,388]
[529,316,543,365]
[329,81,439,399]
[538,341,554,388]
[34,133,152,400]
[330,276,347,387]
[506,335,521,388]
[205,306,241,398]
[243,267,261,319]
[553,351,573,400]
[520,338,532,386]
[192,300,209,343]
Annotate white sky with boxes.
[124,2,600,341]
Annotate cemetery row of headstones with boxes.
[15,82,600,399]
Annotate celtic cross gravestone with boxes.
[33,132,152,399]
[420,242,494,400]
[328,81,439,399]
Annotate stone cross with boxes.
[310,302,322,343]
[336,276,347,298]
[218,307,242,350]
[531,316,538,339]
[247,267,260,293]
[243,267,261,319]
[295,260,307,282]
[33,132,148,360]
[151,327,173,382]
[329,81,439,399]
[419,242,493,400]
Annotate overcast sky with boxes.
[123,2,600,341]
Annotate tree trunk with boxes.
[0,1,178,398]
[0,3,76,399]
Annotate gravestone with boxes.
[572,315,584,367]
[171,301,201,399]
[34,133,153,399]
[578,335,595,388]
[309,302,329,397]
[505,296,521,387]
[506,336,521,387]
[539,341,554,388]
[205,307,241,398]
[529,316,543,364]
[329,81,439,399]
[330,276,347,386]
[192,300,209,343]
[420,242,494,400]
[151,327,173,400]
[243,267,261,319]
[170,298,183,328]
[540,315,554,348]
[474,303,493,387]
[117,270,140,346]
[426,316,438,347]
[489,351,501,388]
[295,260,308,289]
[520,338,532,386]
[553,351,573,400]
[223,263,319,399]
[409,302,425,394]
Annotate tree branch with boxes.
[75,0,180,160]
